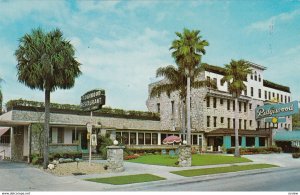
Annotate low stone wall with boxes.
[49,144,80,153]
[178,145,191,167]
[106,146,125,172]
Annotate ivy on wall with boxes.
[6,99,160,120]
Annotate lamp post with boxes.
[87,118,92,166]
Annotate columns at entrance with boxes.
[223,136,231,149]
[241,136,246,148]
[158,133,161,145]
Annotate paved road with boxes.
[115,167,300,191]
[0,153,299,191]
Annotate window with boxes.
[285,96,287,103]
[233,100,235,111]
[250,120,252,127]
[258,89,261,98]
[258,75,261,82]
[269,92,271,100]
[192,135,198,145]
[251,87,253,97]
[227,100,230,110]
[254,71,257,81]
[213,78,217,87]
[265,91,267,99]
[138,133,144,145]
[213,97,217,108]
[0,130,10,144]
[288,96,290,102]
[277,93,279,101]
[171,101,174,115]
[122,132,129,145]
[272,92,275,98]
[249,103,252,110]
[152,133,158,145]
[227,118,230,129]
[116,132,122,142]
[214,117,217,127]
[244,103,247,112]
[257,121,261,129]
[157,103,160,113]
[244,88,247,96]
[207,76,211,87]
[239,119,242,130]
[206,96,210,107]
[130,132,136,145]
[259,137,265,147]
[207,116,210,127]
[231,136,242,147]
[250,74,253,80]
[57,127,64,144]
[220,79,224,86]
[246,137,255,147]
[244,120,247,130]
[239,102,242,112]
[161,134,167,145]
[233,119,235,129]
[281,95,283,103]
[220,98,223,105]
[145,133,151,145]
[221,117,224,124]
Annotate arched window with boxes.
[250,74,253,80]
[258,74,261,82]
[254,71,257,81]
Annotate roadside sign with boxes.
[81,89,105,111]
[265,117,286,123]
[255,101,298,120]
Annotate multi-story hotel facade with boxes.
[146,62,292,151]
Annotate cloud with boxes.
[247,9,300,32]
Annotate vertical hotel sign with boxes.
[81,89,106,111]
[255,101,299,120]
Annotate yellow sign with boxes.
[87,133,90,140]
[272,117,278,124]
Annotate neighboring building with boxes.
[146,62,292,151]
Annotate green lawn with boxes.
[85,174,165,185]
[127,154,252,167]
[171,164,278,177]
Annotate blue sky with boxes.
[0,0,300,111]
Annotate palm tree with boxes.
[15,28,81,169]
[170,28,209,145]
[150,64,212,141]
[221,59,252,157]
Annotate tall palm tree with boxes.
[15,28,81,169]
[170,28,209,145]
[221,59,252,157]
[150,64,212,141]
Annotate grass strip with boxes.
[171,164,278,177]
[85,174,165,185]
[127,154,252,167]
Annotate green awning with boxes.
[274,130,300,141]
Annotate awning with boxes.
[274,130,300,141]
[0,127,10,137]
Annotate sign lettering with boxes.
[255,101,299,120]
[81,89,106,111]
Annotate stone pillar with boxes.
[106,146,125,172]
[178,145,191,167]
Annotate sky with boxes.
[0,0,300,111]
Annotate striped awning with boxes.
[0,127,10,137]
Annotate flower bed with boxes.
[226,147,282,155]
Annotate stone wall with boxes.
[106,146,125,172]
[11,127,24,161]
[11,110,161,131]
[178,145,191,167]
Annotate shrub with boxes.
[226,147,282,155]
[292,153,300,158]
[49,152,82,160]
[124,155,139,160]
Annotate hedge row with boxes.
[126,148,177,154]
[30,152,82,165]
[226,147,282,155]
